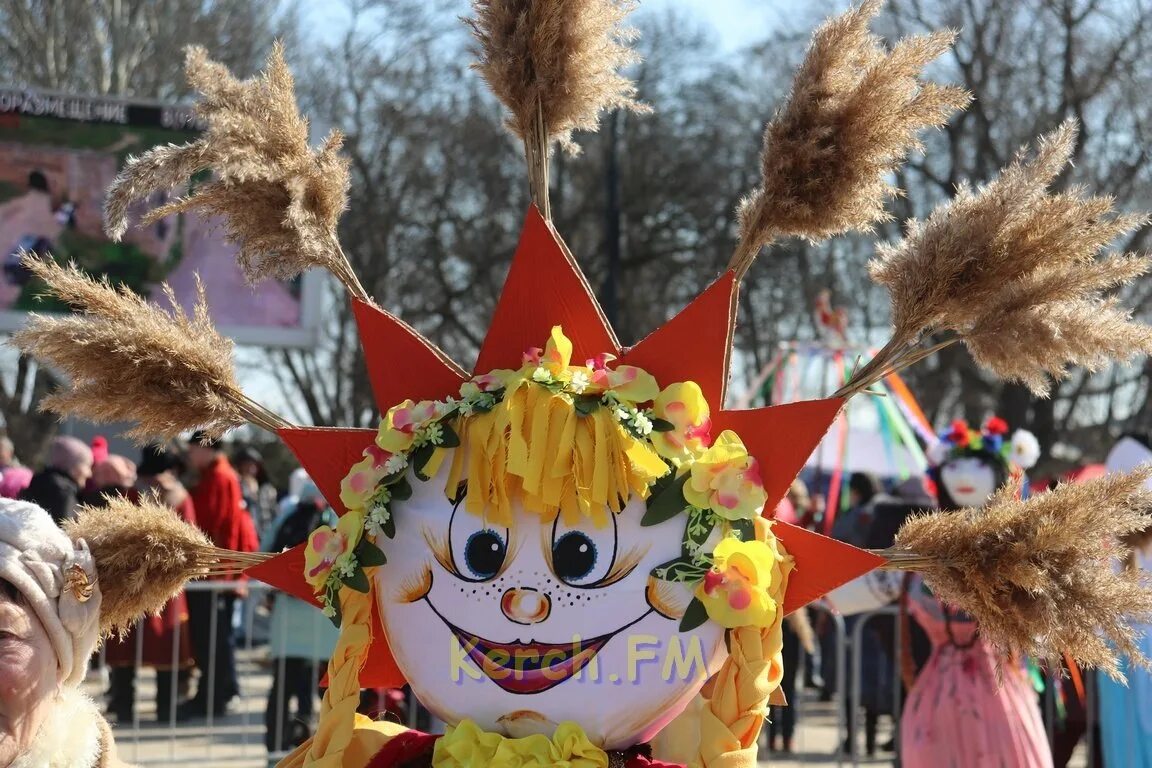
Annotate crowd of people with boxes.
[0,432,347,756]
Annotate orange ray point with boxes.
[621,271,738,410]
[353,299,467,408]
[714,398,846,511]
[278,427,377,516]
[774,522,886,614]
[475,205,620,373]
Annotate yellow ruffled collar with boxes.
[432,720,608,768]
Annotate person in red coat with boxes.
[104,445,197,723]
[179,432,257,719]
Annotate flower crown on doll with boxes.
[308,324,784,632]
[926,417,1040,471]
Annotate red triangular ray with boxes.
[712,398,845,511]
[247,549,406,689]
[278,427,376,516]
[353,300,468,407]
[621,271,737,410]
[353,603,405,689]
[247,544,318,605]
[775,522,886,614]
[475,205,620,373]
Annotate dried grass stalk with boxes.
[891,470,1152,679]
[730,0,968,277]
[11,257,290,440]
[841,120,1152,396]
[66,496,269,638]
[467,0,648,217]
[104,44,365,301]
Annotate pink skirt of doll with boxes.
[900,577,1052,768]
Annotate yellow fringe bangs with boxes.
[444,382,669,528]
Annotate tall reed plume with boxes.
[66,496,269,637]
[841,121,1152,396]
[104,44,366,301]
[730,0,968,278]
[11,257,290,440]
[890,470,1152,679]
[467,0,648,219]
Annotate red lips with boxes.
[451,626,613,694]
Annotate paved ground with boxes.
[86,648,1087,768]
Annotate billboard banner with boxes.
[0,87,321,347]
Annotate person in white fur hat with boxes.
[0,499,130,768]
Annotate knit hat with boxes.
[0,499,102,686]
[92,455,137,490]
[48,436,92,475]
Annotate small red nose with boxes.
[501,588,551,625]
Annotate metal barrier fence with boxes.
[98,585,1097,767]
[100,580,296,766]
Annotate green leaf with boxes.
[389,476,413,502]
[324,586,342,628]
[438,421,461,448]
[651,417,675,432]
[355,538,387,567]
[341,566,370,593]
[411,444,435,480]
[642,472,690,527]
[730,519,755,542]
[651,555,709,584]
[683,508,717,557]
[573,395,601,416]
[382,509,396,539]
[679,598,710,632]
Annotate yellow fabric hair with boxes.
[300,585,375,767]
[693,530,793,768]
[278,715,406,768]
[448,381,667,528]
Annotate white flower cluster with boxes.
[365,505,391,538]
[383,453,407,475]
[413,421,445,448]
[569,370,590,394]
[611,401,654,436]
[336,553,358,579]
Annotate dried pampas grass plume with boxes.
[11,257,290,440]
[104,44,367,302]
[65,496,269,637]
[890,470,1152,679]
[841,120,1152,396]
[730,0,968,278]
[467,0,648,218]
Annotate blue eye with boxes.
[463,529,507,580]
[553,532,597,583]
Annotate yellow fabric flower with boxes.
[541,325,573,376]
[303,509,366,590]
[651,381,712,462]
[433,720,607,768]
[376,399,439,454]
[696,536,780,629]
[683,430,768,520]
[339,445,390,511]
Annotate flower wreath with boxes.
[303,325,783,633]
[926,416,1041,471]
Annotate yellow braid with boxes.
[304,583,376,767]
[692,535,793,768]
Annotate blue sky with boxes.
[306,0,818,53]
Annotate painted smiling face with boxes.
[939,456,998,508]
[373,459,726,749]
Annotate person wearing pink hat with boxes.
[20,437,93,525]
